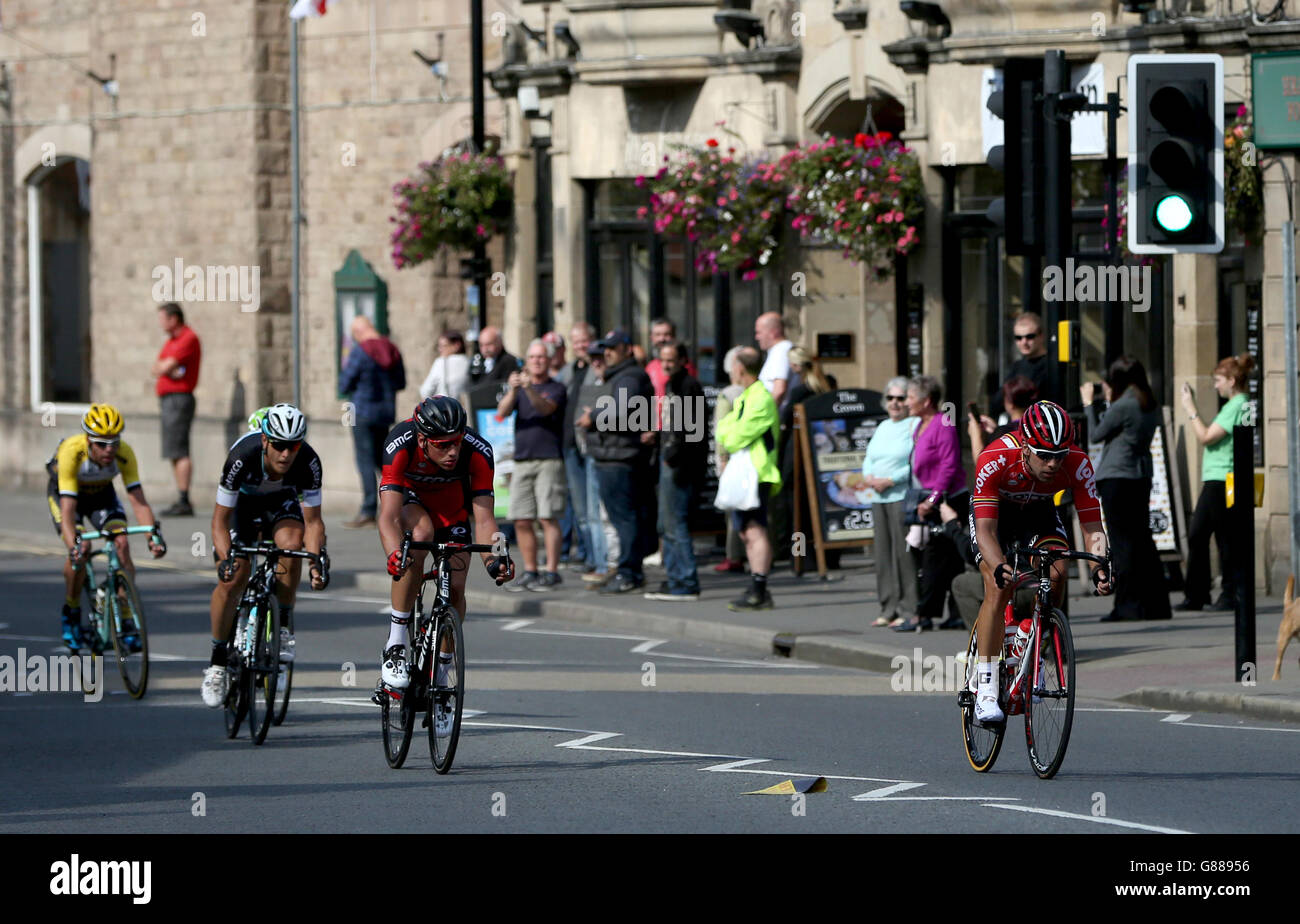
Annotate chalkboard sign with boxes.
[791,390,886,575]
[816,333,853,361]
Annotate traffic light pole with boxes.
[470,0,489,343]
[1042,51,1073,406]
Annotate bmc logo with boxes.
[386,430,413,456]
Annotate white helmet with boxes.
[260,403,307,442]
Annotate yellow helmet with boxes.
[82,404,125,438]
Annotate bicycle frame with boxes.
[1002,545,1110,710]
[77,525,163,646]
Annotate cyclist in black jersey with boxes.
[200,404,329,707]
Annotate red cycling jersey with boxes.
[971,432,1102,526]
[379,420,495,527]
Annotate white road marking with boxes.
[555,732,622,748]
[853,783,928,799]
[502,622,814,670]
[649,651,818,670]
[0,634,58,642]
[982,803,1191,834]
[1077,707,1171,713]
[1171,718,1300,734]
[1162,713,1191,723]
[630,639,665,654]
[500,619,534,632]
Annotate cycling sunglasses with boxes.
[268,439,302,452]
[1026,445,1068,461]
[88,437,120,449]
[423,433,464,450]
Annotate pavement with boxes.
[5,488,1298,724]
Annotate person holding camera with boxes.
[894,375,968,632]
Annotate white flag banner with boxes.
[290,0,338,18]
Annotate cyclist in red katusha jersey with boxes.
[968,400,1113,723]
[375,396,515,698]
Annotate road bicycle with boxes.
[378,531,505,772]
[959,544,1110,779]
[222,542,326,746]
[74,524,166,699]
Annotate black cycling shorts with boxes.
[968,502,1069,566]
[223,490,305,555]
[47,479,126,536]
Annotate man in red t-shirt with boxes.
[151,302,201,516]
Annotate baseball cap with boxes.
[596,329,632,349]
[586,340,605,356]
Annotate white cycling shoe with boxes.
[382,645,410,690]
[201,666,228,708]
[279,628,295,663]
[975,692,1005,724]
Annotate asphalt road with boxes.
[2,550,1298,834]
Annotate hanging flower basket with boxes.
[638,140,787,280]
[1225,104,1263,246]
[390,148,513,270]
[783,132,925,276]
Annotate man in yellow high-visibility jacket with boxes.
[716,346,781,611]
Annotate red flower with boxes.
[706,139,719,148]
[875,131,893,143]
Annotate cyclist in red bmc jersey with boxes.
[376,396,514,695]
[969,400,1113,723]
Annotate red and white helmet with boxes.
[1019,400,1074,453]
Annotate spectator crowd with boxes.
[344,307,1245,627]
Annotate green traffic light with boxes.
[1154,194,1194,233]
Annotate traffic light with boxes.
[986,59,1045,255]
[1127,54,1224,254]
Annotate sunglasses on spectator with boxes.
[1015,333,1039,342]
[886,394,907,402]
[1026,446,1068,461]
[268,439,302,453]
[423,434,463,450]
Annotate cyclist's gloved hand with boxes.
[148,532,167,558]
[1091,564,1113,596]
[486,556,514,585]
[217,557,238,583]
[993,562,1014,590]
[387,549,407,579]
[311,549,330,590]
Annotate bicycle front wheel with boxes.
[248,598,279,746]
[107,570,149,699]
[960,622,1005,772]
[271,604,293,726]
[428,608,465,774]
[1025,607,1075,779]
[224,636,247,739]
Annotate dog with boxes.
[1273,575,1300,681]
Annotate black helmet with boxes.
[413,395,467,438]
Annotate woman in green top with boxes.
[1177,352,1256,611]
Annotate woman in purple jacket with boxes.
[894,374,969,632]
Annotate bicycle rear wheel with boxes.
[271,603,293,726]
[248,598,279,746]
[382,620,417,769]
[428,608,465,774]
[107,570,149,699]
[960,622,1005,772]
[1025,607,1075,779]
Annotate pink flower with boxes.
[476,223,486,237]
[1237,104,1249,119]
[742,270,758,281]
[634,175,645,187]
[636,206,649,219]
[869,157,882,168]
[731,231,742,244]
[760,210,771,220]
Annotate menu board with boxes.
[800,389,886,544]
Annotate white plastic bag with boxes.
[714,447,761,512]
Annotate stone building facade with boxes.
[2,0,1298,592]
[0,0,505,515]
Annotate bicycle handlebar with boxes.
[1006,544,1112,594]
[74,524,167,559]
[395,530,508,581]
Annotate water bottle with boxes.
[94,585,106,614]
[235,616,248,653]
[1011,619,1032,660]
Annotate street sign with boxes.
[1251,51,1300,149]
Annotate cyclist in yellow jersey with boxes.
[47,404,165,652]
